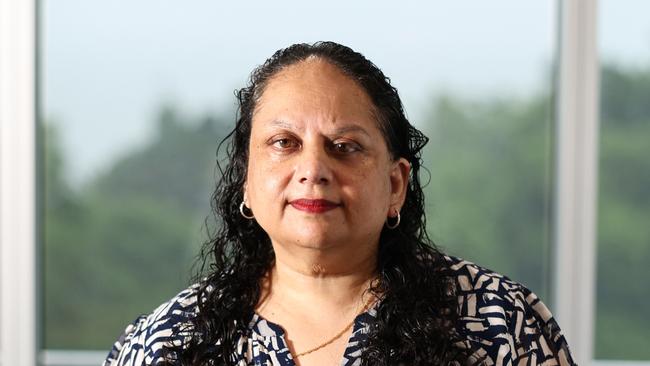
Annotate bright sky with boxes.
[42,0,650,186]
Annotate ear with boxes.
[389,158,411,211]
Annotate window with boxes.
[8,1,645,365]
[595,0,650,360]
[41,1,557,357]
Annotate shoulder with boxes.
[443,255,575,365]
[102,284,200,366]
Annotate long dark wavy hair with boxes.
[166,41,473,365]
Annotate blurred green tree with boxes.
[594,64,650,359]
[420,92,554,297]
[44,107,229,348]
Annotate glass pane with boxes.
[41,0,557,350]
[596,0,650,360]
[420,11,557,298]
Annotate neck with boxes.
[261,241,379,309]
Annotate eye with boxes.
[271,137,300,150]
[331,141,361,154]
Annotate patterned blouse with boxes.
[103,256,575,366]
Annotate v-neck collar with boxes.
[244,305,378,366]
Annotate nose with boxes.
[296,145,332,185]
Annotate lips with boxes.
[289,199,340,213]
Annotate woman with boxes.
[104,42,575,366]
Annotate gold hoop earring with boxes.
[239,201,254,219]
[386,210,400,229]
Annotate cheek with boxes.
[345,163,392,211]
[246,154,289,208]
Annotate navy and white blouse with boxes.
[103,256,575,365]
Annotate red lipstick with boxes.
[289,199,340,213]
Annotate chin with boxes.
[293,235,339,249]
[286,229,343,250]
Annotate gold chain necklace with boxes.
[294,296,374,358]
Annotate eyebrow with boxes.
[270,120,297,131]
[332,124,371,138]
[269,120,371,138]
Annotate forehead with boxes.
[253,58,379,128]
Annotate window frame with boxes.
[0,0,38,365]
[552,0,599,363]
[0,0,644,364]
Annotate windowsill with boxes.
[35,350,650,366]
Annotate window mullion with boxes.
[0,0,38,365]
[553,0,600,364]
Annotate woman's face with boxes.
[246,58,409,255]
